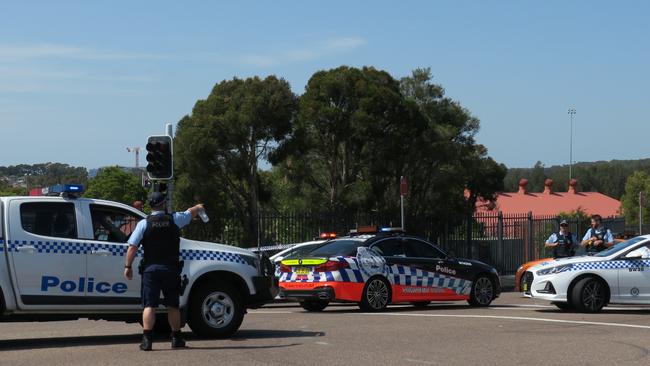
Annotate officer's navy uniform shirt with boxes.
[128,210,192,272]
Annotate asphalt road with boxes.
[2,293,650,366]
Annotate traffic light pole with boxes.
[166,123,173,213]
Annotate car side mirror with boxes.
[625,254,642,260]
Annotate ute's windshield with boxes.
[593,237,646,257]
[307,240,364,257]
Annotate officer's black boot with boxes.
[140,330,153,351]
[171,330,186,349]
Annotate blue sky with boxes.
[0,1,648,169]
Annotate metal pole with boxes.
[568,108,576,181]
[400,195,405,230]
[639,191,644,235]
[165,123,173,213]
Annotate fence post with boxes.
[497,211,504,272]
[466,214,474,259]
[527,212,534,261]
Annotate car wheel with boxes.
[519,276,526,293]
[571,277,607,313]
[359,277,391,312]
[300,300,329,312]
[188,283,244,338]
[411,301,430,308]
[467,275,495,307]
[551,301,573,311]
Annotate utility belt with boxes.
[138,258,184,274]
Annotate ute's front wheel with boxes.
[188,283,244,338]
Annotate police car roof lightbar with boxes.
[42,184,85,198]
[319,232,337,239]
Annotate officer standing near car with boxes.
[123,191,204,351]
[581,214,614,254]
[545,220,578,258]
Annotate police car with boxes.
[524,235,650,312]
[0,185,277,337]
[279,227,501,311]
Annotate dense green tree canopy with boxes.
[84,166,146,205]
[621,171,650,225]
[175,75,297,244]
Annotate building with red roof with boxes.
[476,178,621,217]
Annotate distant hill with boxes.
[504,159,650,199]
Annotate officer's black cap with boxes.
[148,192,166,207]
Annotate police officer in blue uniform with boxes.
[545,220,577,258]
[123,192,204,351]
[581,214,614,254]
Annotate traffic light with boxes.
[145,135,173,180]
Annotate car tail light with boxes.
[279,264,292,273]
[314,260,349,272]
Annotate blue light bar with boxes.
[42,184,85,196]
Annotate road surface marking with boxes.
[359,312,650,330]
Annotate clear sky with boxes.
[0,0,648,170]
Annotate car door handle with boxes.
[17,245,35,253]
[90,249,111,256]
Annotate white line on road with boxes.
[249,311,295,314]
[315,341,330,346]
[359,312,650,330]
[405,358,438,365]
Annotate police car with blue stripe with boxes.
[0,185,277,337]
[279,227,501,311]
[524,235,650,312]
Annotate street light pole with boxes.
[568,108,576,181]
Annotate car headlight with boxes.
[536,264,573,276]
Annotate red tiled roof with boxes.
[476,179,621,217]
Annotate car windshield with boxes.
[283,243,325,259]
[592,237,647,257]
[306,239,364,257]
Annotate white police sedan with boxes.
[524,235,650,312]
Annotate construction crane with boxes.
[126,147,141,168]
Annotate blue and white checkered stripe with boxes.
[280,257,364,283]
[3,239,247,265]
[570,260,650,271]
[279,257,472,295]
[388,264,472,295]
[0,239,4,252]
[180,249,247,264]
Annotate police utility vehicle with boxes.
[0,185,277,337]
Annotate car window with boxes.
[20,202,77,239]
[403,238,445,259]
[284,243,324,259]
[308,240,363,257]
[625,243,650,259]
[90,204,141,243]
[370,238,405,257]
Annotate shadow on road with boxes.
[0,329,324,351]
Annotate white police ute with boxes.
[524,235,650,312]
[0,185,277,337]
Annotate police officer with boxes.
[545,220,577,258]
[581,214,614,253]
[123,192,204,351]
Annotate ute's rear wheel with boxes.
[571,277,607,313]
[468,276,495,307]
[300,300,329,312]
[188,283,244,338]
[359,277,391,312]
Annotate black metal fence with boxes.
[184,211,627,275]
